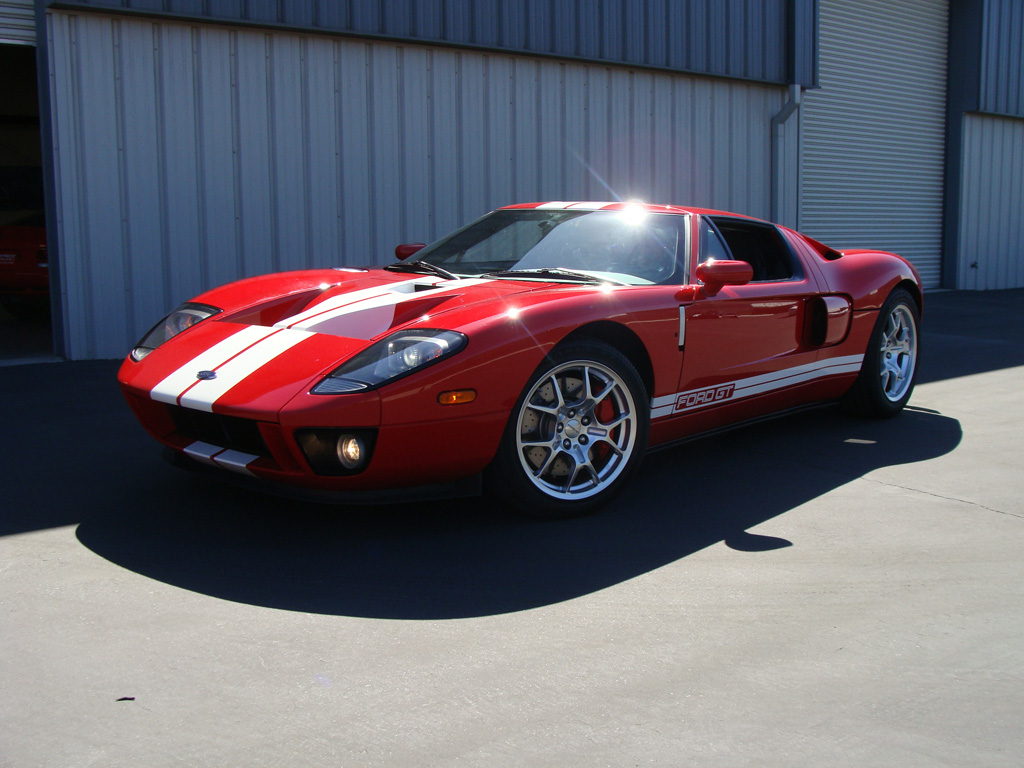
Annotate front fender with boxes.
[362,284,684,474]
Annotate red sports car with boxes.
[0,212,49,319]
[118,202,922,517]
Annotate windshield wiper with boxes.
[384,261,461,281]
[484,267,627,285]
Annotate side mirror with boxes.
[395,243,426,261]
[695,259,753,296]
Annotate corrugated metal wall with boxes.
[0,0,35,44]
[800,0,948,288]
[979,0,1024,118]
[943,0,1024,289]
[46,10,784,359]
[52,0,812,86]
[957,113,1024,289]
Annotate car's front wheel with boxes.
[490,340,649,518]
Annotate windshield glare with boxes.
[409,209,688,285]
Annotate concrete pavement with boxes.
[1,289,1022,766]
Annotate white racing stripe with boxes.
[566,201,615,210]
[279,277,433,328]
[650,354,864,420]
[286,286,436,330]
[178,328,315,412]
[536,201,615,210]
[283,278,493,332]
[151,275,493,414]
[150,326,280,406]
[730,356,863,398]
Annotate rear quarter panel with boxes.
[782,228,923,311]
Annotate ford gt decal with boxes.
[650,354,865,420]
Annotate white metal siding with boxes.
[958,113,1024,290]
[0,0,34,45]
[980,0,1024,117]
[800,0,948,288]
[46,11,783,359]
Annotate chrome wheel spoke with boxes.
[528,402,559,417]
[519,435,552,448]
[593,437,624,457]
[533,447,560,478]
[566,456,596,491]
[881,360,900,395]
[596,411,629,431]
[589,376,616,405]
[543,374,567,410]
[876,303,918,402]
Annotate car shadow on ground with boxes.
[71,404,961,619]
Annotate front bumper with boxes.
[163,447,483,505]
[121,385,508,497]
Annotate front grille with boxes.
[167,405,269,457]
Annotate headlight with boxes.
[312,329,467,394]
[131,302,221,361]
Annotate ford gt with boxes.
[117,202,922,517]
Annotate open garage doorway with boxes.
[0,43,54,363]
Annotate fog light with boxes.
[296,428,376,476]
[336,434,365,469]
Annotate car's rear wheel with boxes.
[490,340,649,518]
[843,287,920,418]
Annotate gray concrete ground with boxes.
[1,290,1022,767]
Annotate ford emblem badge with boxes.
[196,370,218,380]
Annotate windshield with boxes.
[405,209,689,285]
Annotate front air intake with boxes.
[166,405,269,457]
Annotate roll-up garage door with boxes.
[0,0,35,45]
[801,0,948,288]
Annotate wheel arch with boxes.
[840,282,921,418]
[559,321,655,399]
[895,278,923,317]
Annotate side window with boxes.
[699,219,733,263]
[708,218,802,282]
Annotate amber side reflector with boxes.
[438,389,477,405]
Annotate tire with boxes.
[489,340,649,518]
[842,287,920,418]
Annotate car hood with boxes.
[121,270,583,417]
[260,273,524,339]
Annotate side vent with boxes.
[805,295,852,348]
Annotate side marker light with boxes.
[438,390,477,406]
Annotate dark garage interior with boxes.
[0,43,52,363]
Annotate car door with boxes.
[669,216,825,422]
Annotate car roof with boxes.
[499,201,764,222]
